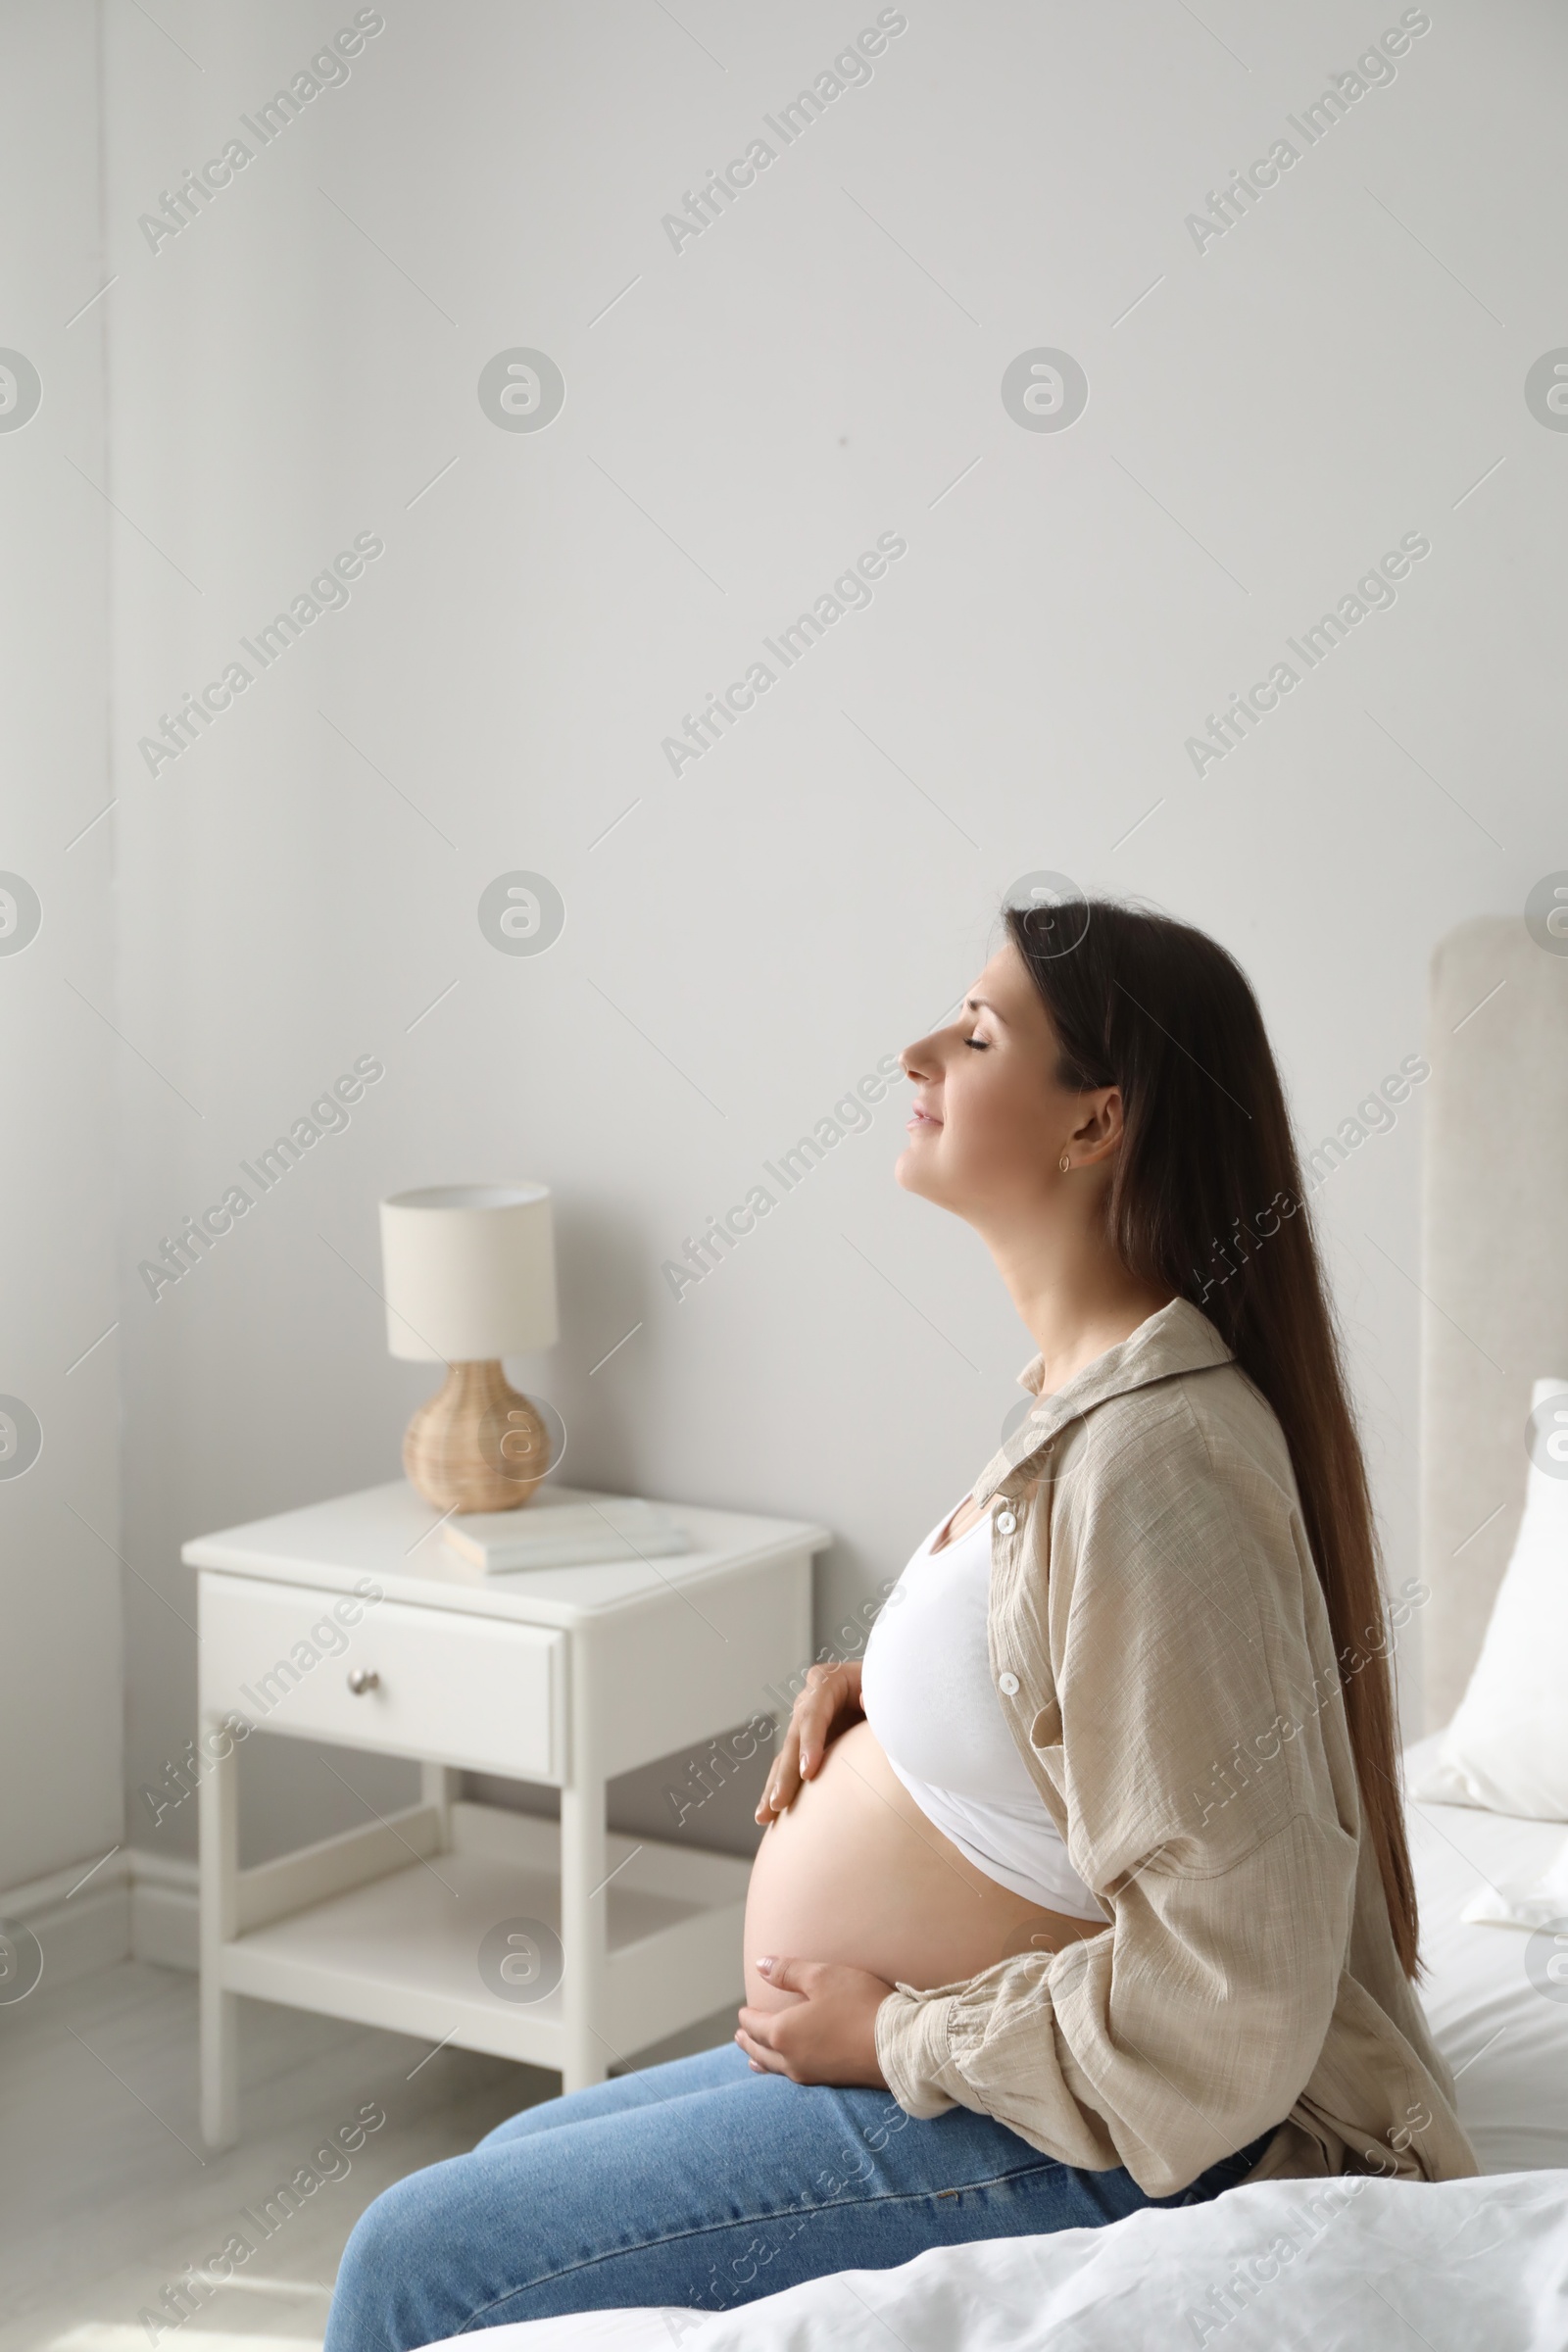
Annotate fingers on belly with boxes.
[742,1970,804,2014]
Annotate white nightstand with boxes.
[185,1481,826,2148]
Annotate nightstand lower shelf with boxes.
[216,1802,752,2076]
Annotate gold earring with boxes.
[1058,1153,1069,1173]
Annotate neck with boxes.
[979,1191,1175,1396]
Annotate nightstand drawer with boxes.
[199,1574,565,1781]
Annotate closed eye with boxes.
[964,1035,990,1050]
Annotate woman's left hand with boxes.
[735,1957,893,2085]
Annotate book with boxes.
[440,1485,692,1573]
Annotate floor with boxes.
[0,1958,735,2352]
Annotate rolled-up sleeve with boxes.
[874,1984,960,2119]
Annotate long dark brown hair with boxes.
[1005,895,1420,1980]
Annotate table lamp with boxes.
[379,1182,559,1513]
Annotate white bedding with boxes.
[1404,1730,1568,2173]
[418,1736,1568,2352]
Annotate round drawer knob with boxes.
[995,1509,1017,1535]
[998,1671,1020,1696]
[347,1668,381,1695]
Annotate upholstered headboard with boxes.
[1421,914,1568,1731]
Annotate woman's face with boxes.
[896,939,1109,1224]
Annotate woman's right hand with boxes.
[755,1660,864,1823]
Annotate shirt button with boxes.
[998,1672,1020,1696]
[995,1509,1017,1535]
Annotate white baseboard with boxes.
[0,1846,199,1985]
[128,1846,199,1970]
[3,1872,129,1992]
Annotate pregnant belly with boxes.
[742,1720,1102,2014]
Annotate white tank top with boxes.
[860,1503,1106,1923]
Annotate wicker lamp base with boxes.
[402,1360,550,1513]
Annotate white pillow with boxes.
[1413,1377,1568,1819]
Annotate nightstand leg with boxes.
[199,1711,240,2148]
[559,1779,608,2092]
[201,1983,238,2150]
[420,1761,456,1849]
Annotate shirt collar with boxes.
[973,1296,1235,1508]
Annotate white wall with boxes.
[97,0,1566,1871]
[0,0,122,1894]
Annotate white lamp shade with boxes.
[379,1183,559,1363]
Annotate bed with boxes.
[420,918,1568,2349]
[1403,1732,1568,2180]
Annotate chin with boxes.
[894,1143,934,1198]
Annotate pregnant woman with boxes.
[327,897,1476,2349]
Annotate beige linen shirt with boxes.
[873,1298,1479,2197]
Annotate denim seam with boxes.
[457,2159,1064,2328]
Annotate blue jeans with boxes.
[325,2043,1278,2349]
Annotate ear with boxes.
[1070,1085,1126,1164]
